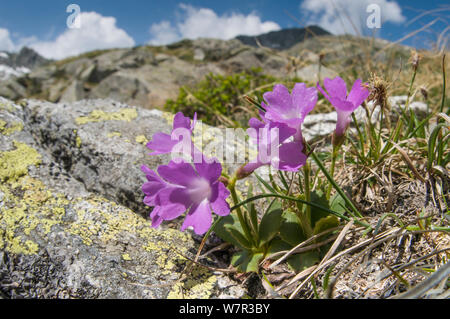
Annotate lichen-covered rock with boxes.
[0,97,246,299]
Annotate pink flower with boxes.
[260,83,317,141]
[317,77,370,139]
[142,112,230,235]
[146,112,200,159]
[239,117,307,176]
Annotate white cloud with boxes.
[28,12,135,59]
[299,0,406,35]
[149,4,281,45]
[0,28,15,51]
[149,21,180,46]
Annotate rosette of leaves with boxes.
[213,183,346,273]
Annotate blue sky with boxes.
[0,0,448,59]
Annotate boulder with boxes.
[295,64,338,84]
[0,97,246,299]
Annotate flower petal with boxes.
[157,203,187,220]
[209,182,231,216]
[292,83,317,120]
[194,158,222,184]
[330,97,357,112]
[347,79,370,108]
[142,180,166,197]
[181,201,212,235]
[324,77,347,100]
[155,187,192,207]
[157,160,198,186]
[146,132,177,155]
[153,188,189,220]
[150,206,163,228]
[173,112,192,130]
[276,141,307,171]
[263,84,293,113]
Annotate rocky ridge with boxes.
[0,31,411,112]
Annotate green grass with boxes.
[164,67,308,127]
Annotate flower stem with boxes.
[301,162,314,238]
[326,145,339,200]
[228,175,255,245]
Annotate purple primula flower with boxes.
[260,83,317,141]
[317,77,370,139]
[141,158,230,235]
[146,112,199,159]
[240,116,307,176]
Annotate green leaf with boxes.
[329,192,347,214]
[277,170,290,191]
[287,251,320,272]
[254,173,278,194]
[213,214,246,248]
[225,224,253,250]
[279,210,306,246]
[258,200,283,246]
[309,190,332,227]
[267,238,292,256]
[313,215,340,236]
[246,182,259,238]
[231,250,264,273]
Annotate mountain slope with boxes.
[0,47,49,80]
[236,25,330,50]
[0,28,417,111]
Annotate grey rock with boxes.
[0,97,247,299]
[194,48,206,61]
[0,79,27,100]
[89,72,150,107]
[295,64,338,83]
[60,80,85,103]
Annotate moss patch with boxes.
[75,109,138,125]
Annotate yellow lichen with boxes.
[161,112,175,125]
[0,175,68,255]
[167,266,217,299]
[107,132,122,138]
[0,137,217,298]
[0,120,23,136]
[122,253,132,261]
[72,130,82,147]
[0,141,42,182]
[0,101,15,112]
[135,135,148,145]
[75,109,138,125]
